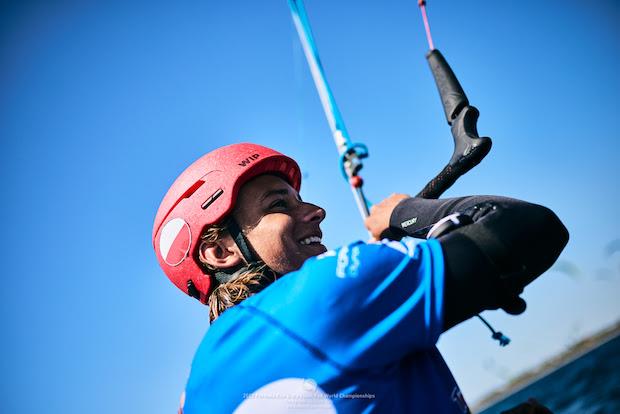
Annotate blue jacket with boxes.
[183,238,470,413]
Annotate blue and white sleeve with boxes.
[250,237,445,370]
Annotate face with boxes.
[232,174,327,274]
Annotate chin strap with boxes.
[226,218,258,264]
[213,263,278,296]
[203,218,258,286]
[187,219,277,302]
[213,264,247,285]
[212,218,279,290]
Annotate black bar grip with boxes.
[416,161,459,199]
[448,106,491,166]
[427,49,469,124]
[416,106,492,199]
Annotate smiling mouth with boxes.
[299,235,322,246]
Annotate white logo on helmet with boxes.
[160,218,192,266]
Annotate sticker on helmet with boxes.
[160,218,191,266]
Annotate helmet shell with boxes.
[152,143,301,302]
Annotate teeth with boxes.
[299,236,322,245]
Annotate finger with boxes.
[363,216,375,228]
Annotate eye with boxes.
[269,199,288,210]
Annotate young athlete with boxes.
[153,143,568,413]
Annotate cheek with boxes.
[245,216,299,271]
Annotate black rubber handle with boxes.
[426,49,469,124]
[416,49,492,199]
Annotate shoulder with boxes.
[310,237,436,277]
[250,237,441,306]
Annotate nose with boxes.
[302,202,326,223]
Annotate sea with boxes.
[479,334,620,414]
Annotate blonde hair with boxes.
[199,223,275,323]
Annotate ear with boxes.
[198,235,243,270]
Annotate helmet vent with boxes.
[180,180,205,200]
[201,188,224,210]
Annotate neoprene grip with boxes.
[416,107,492,199]
[427,49,469,124]
[416,49,492,199]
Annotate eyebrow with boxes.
[260,188,291,202]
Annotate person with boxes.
[153,143,568,413]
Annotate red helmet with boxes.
[152,143,301,303]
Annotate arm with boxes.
[367,195,569,330]
[247,238,445,369]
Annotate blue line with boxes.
[365,255,411,304]
[288,0,351,143]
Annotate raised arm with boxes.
[366,195,569,330]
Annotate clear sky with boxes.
[1,1,618,412]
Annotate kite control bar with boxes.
[415,0,491,200]
[288,0,492,224]
[415,49,492,199]
[290,0,505,345]
[417,1,507,347]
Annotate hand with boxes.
[365,193,410,241]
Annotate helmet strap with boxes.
[209,219,279,291]
[213,265,248,285]
[213,262,277,293]
[226,218,259,265]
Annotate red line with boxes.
[419,2,435,50]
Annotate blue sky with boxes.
[1,1,618,412]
